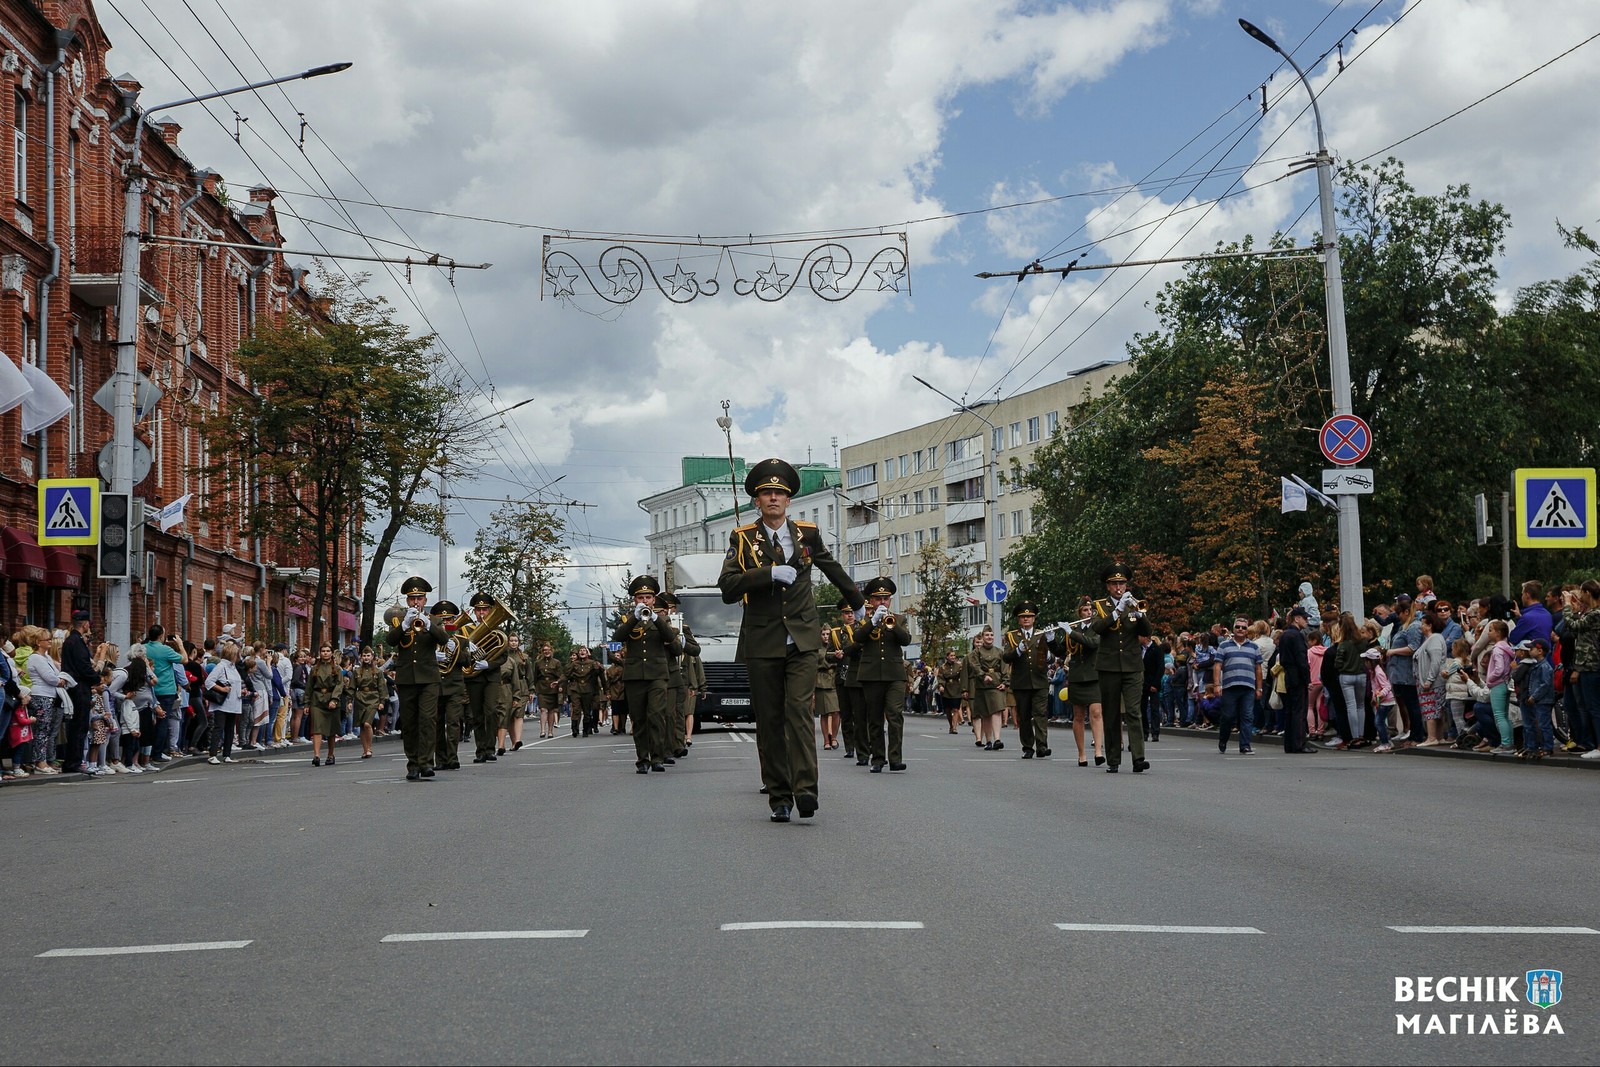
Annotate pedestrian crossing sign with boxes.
[1515,468,1595,549]
[37,478,100,546]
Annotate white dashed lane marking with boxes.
[38,940,252,958]
[1055,924,1263,934]
[720,921,924,931]
[380,930,588,943]
[1387,926,1598,935]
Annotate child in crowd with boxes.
[1363,646,1397,753]
[1521,639,1556,760]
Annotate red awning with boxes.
[337,610,360,632]
[0,526,46,584]
[43,546,83,589]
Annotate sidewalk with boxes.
[1155,722,1600,770]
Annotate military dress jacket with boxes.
[612,612,683,682]
[1090,597,1153,673]
[963,645,1008,701]
[1002,628,1066,690]
[564,657,604,696]
[350,665,388,714]
[845,615,913,683]
[1064,627,1101,691]
[532,654,565,698]
[718,518,864,659]
[603,662,626,701]
[307,663,345,712]
[825,625,858,687]
[505,650,533,701]
[666,625,701,690]
[936,660,964,698]
[384,616,450,684]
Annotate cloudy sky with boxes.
[99,0,1600,633]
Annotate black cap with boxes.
[744,457,800,497]
[72,609,92,622]
[468,592,495,609]
[861,576,896,598]
[1289,606,1309,620]
[430,600,460,617]
[400,575,433,596]
[1013,600,1038,618]
[658,591,680,608]
[628,574,661,596]
[1100,563,1130,584]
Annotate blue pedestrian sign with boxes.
[1515,468,1595,549]
[983,579,1008,604]
[37,478,99,546]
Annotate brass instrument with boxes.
[383,604,406,631]
[459,596,519,678]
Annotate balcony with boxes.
[944,499,984,525]
[69,226,163,308]
[944,453,984,480]
[845,520,878,543]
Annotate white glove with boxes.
[871,605,888,626]
[771,565,797,585]
[467,641,482,658]
[474,659,491,672]
[402,606,422,628]
[434,649,448,663]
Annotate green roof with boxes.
[682,455,747,486]
[701,464,839,524]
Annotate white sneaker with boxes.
[207,756,221,765]
[223,756,238,764]
[1582,749,1600,760]
[106,763,124,774]
[127,764,145,774]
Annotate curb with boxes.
[1155,724,1600,770]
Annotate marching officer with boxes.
[462,593,509,764]
[1090,562,1153,773]
[719,457,865,822]
[936,648,964,735]
[307,643,345,766]
[533,640,565,740]
[1002,600,1064,759]
[683,618,706,743]
[499,633,533,751]
[1065,597,1106,767]
[847,576,913,772]
[659,591,701,757]
[383,575,449,781]
[612,575,682,772]
[430,600,469,770]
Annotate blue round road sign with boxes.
[983,579,1008,604]
[1319,414,1372,466]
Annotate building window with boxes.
[926,446,939,470]
[68,343,84,455]
[898,454,909,478]
[912,450,924,474]
[826,504,834,530]
[1045,410,1059,435]
[1009,422,1022,448]
[13,91,26,202]
[915,529,925,550]
[846,463,877,489]
[913,490,924,514]
[1027,416,1041,442]
[929,526,940,543]
[992,426,1003,453]
[900,533,912,555]
[928,487,939,505]
[883,456,896,481]
[1010,510,1024,537]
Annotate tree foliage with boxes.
[463,500,570,651]
[912,540,973,658]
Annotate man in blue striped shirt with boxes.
[1211,617,1263,754]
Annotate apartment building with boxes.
[837,359,1126,643]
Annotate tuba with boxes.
[458,596,518,678]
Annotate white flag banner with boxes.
[1291,472,1339,509]
[158,493,193,532]
[0,351,31,416]
[1281,476,1307,513]
[20,361,71,435]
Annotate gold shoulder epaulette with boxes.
[795,519,818,529]
[734,522,758,534]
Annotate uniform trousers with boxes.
[1281,685,1308,753]
[836,682,856,751]
[841,685,866,755]
[1099,669,1145,768]
[395,682,439,774]
[572,693,598,735]
[1013,686,1050,753]
[610,695,629,734]
[860,679,906,766]
[466,674,502,759]
[746,646,820,811]
[624,678,668,765]
[435,682,467,767]
[667,684,687,750]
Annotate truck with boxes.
[668,551,754,729]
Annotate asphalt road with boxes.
[6,720,1596,1066]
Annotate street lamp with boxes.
[1239,18,1364,618]
[913,375,1000,636]
[106,62,352,652]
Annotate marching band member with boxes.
[613,575,682,773]
[383,576,449,781]
[1001,600,1064,759]
[847,577,913,772]
[1091,562,1153,774]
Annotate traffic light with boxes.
[99,491,131,579]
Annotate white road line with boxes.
[150,777,204,785]
[38,940,252,958]
[1055,923,1263,934]
[1387,926,1599,935]
[720,921,924,931]
[507,761,573,767]
[380,930,588,943]
[239,772,302,779]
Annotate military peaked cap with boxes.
[744,457,800,497]
[1100,562,1131,584]
[628,574,661,596]
[1013,600,1039,617]
[861,576,897,597]
[430,600,459,617]
[469,592,496,609]
[400,575,433,596]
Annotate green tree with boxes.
[911,540,973,658]
[463,500,570,650]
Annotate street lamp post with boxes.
[1240,18,1364,619]
[914,376,1000,635]
[106,62,351,653]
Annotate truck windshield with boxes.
[677,594,744,638]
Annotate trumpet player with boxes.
[613,575,682,772]
[847,576,913,772]
[384,576,450,782]
[1066,598,1106,767]
[431,600,468,771]
[1090,562,1152,774]
[1002,601,1064,759]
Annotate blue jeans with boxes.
[1527,701,1555,753]
[1217,687,1255,751]
[1577,672,1600,751]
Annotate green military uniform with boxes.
[462,593,509,763]
[308,661,345,740]
[430,601,468,770]
[717,458,865,821]
[532,651,564,730]
[564,652,604,737]
[350,663,387,728]
[604,656,627,734]
[502,645,533,730]
[847,577,913,771]
[1065,616,1100,708]
[936,655,964,732]
[826,622,862,758]
[663,604,700,756]
[685,638,705,732]
[613,575,682,771]
[1090,562,1153,773]
[814,647,838,720]
[964,639,1009,740]
[383,575,450,779]
[1002,601,1066,759]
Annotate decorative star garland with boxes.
[541,233,909,304]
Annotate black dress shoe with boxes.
[1133,758,1150,773]
[651,764,666,772]
[513,741,524,751]
[326,755,335,765]
[1021,749,1034,759]
[842,749,855,758]
[311,757,322,767]
[974,740,984,747]
[770,806,792,823]
[796,794,818,818]
[992,740,1004,751]
[421,767,435,778]
[473,756,487,764]
[675,749,689,758]
[1036,748,1051,758]
[856,757,869,766]
[497,748,506,756]
[983,741,995,751]
[406,771,420,781]
[636,763,649,774]
[870,763,884,773]
[759,786,770,794]
[889,762,906,771]
[485,754,497,761]
[663,757,676,765]
[1078,759,1089,767]
[1106,764,1119,773]
[1094,755,1106,766]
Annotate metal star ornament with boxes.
[810,257,843,293]
[663,263,698,298]
[609,261,642,298]
[874,263,906,292]
[547,265,579,297]
[755,263,790,295]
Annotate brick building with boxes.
[0,0,359,648]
